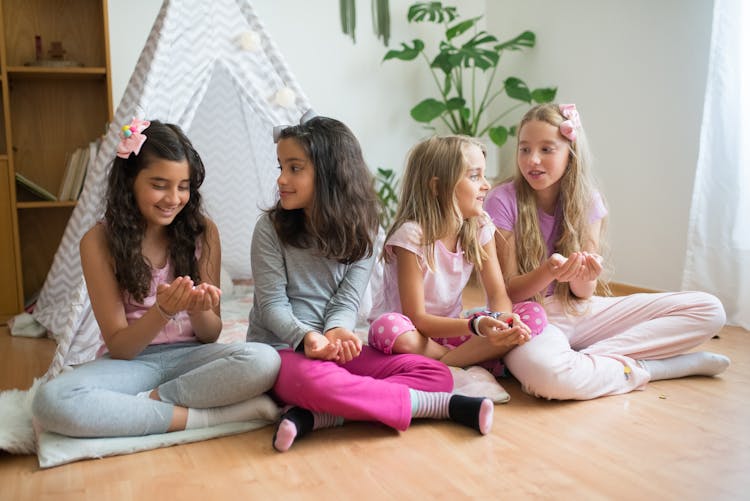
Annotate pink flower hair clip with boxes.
[116,118,151,159]
[559,104,581,142]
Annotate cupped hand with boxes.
[303,331,341,361]
[478,315,531,348]
[484,324,531,349]
[187,282,222,313]
[575,252,603,282]
[155,276,195,316]
[325,327,363,364]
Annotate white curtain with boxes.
[682,0,750,329]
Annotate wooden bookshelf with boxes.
[0,0,112,321]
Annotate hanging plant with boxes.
[340,0,391,46]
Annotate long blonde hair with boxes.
[514,104,610,312]
[385,135,488,270]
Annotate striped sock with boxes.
[409,389,451,419]
[409,390,493,435]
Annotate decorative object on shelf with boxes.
[24,38,83,68]
[48,41,65,60]
[383,2,557,147]
[34,35,42,61]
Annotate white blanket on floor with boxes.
[36,395,279,468]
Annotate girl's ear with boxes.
[429,176,439,197]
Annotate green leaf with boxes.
[383,39,425,61]
[445,17,480,41]
[445,97,466,110]
[495,31,535,51]
[408,2,458,23]
[411,98,447,122]
[431,46,458,74]
[505,77,532,103]
[531,87,558,103]
[509,125,517,137]
[489,126,509,147]
[432,32,499,72]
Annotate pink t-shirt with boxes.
[483,181,608,295]
[371,217,495,319]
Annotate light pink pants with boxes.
[273,346,453,431]
[504,291,726,400]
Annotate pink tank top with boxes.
[122,257,197,346]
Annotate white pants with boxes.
[503,291,726,400]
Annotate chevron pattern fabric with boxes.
[32,0,311,377]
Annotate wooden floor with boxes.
[1,293,749,499]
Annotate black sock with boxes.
[448,394,493,435]
[272,406,314,452]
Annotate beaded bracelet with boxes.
[488,311,513,327]
[155,301,176,322]
[467,311,513,336]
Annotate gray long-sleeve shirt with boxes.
[246,213,376,350]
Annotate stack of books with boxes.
[15,139,100,202]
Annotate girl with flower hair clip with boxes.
[33,119,281,437]
[247,114,496,452]
[368,134,547,375]
[484,103,729,400]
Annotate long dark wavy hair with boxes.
[270,116,380,263]
[105,120,209,302]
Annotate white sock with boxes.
[136,389,154,399]
[185,395,278,430]
[639,352,730,381]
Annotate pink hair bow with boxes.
[116,118,151,159]
[559,104,581,142]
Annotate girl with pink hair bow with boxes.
[483,103,729,400]
[32,120,281,438]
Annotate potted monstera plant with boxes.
[383,2,557,147]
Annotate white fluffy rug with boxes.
[0,379,41,454]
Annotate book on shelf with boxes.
[69,146,90,200]
[15,172,57,201]
[58,140,98,201]
[57,149,79,200]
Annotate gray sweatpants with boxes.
[32,341,281,438]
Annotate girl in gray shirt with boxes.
[247,113,494,452]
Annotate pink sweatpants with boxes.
[504,291,726,400]
[273,346,453,431]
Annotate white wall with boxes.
[109,0,485,178]
[108,0,714,291]
[487,0,714,290]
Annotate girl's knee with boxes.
[32,379,74,430]
[693,292,726,332]
[235,343,281,387]
[368,312,418,354]
[245,342,282,371]
[513,301,548,336]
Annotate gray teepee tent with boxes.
[32,0,311,377]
